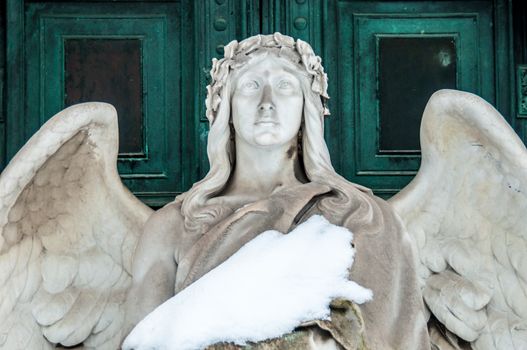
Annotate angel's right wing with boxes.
[0,103,153,349]
[389,90,527,349]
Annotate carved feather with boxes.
[0,103,153,349]
[390,89,527,349]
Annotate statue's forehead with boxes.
[234,56,301,80]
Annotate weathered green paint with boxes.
[23,2,186,206]
[513,0,527,141]
[324,0,513,197]
[493,0,514,126]
[518,65,527,116]
[6,0,24,163]
[0,4,5,170]
[3,0,519,205]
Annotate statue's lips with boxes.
[254,121,278,127]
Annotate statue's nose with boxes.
[258,84,275,111]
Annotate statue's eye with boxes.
[242,80,259,90]
[278,80,293,89]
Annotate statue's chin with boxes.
[252,133,282,147]
[252,130,296,148]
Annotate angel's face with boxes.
[231,56,304,148]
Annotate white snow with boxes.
[122,215,372,350]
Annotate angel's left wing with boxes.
[389,90,527,349]
[0,103,153,349]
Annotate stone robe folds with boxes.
[162,182,430,349]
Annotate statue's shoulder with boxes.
[145,199,184,232]
[329,185,406,239]
[337,189,418,267]
[139,199,185,258]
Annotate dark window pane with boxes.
[65,39,143,155]
[378,37,457,152]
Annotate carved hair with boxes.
[180,33,380,234]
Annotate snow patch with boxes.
[122,215,372,350]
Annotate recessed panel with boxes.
[518,65,527,116]
[26,3,184,206]
[334,1,495,196]
[378,37,457,153]
[64,39,143,155]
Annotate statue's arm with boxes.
[124,202,183,334]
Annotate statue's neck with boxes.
[225,137,305,200]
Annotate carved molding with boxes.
[517,64,527,117]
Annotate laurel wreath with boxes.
[205,32,330,124]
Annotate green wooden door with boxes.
[4,0,516,205]
[322,0,514,197]
[8,0,195,206]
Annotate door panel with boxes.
[64,38,144,155]
[326,0,507,197]
[377,36,457,152]
[24,2,184,206]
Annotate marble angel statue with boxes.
[0,32,523,350]
[389,89,527,350]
